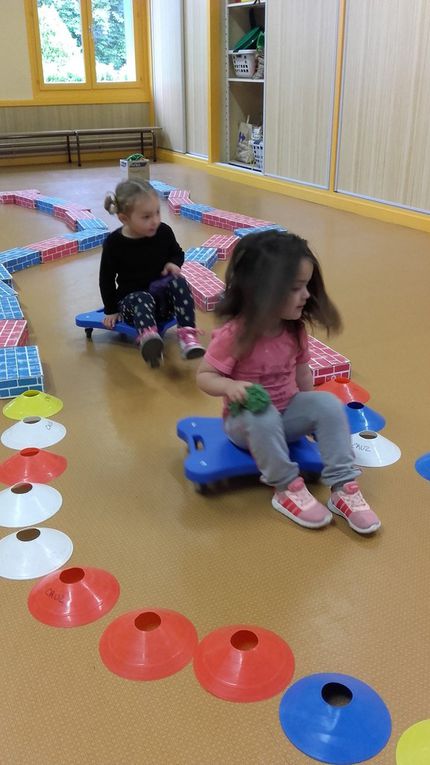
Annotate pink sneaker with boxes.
[272,477,332,529]
[177,327,205,360]
[328,482,381,534]
[137,326,164,368]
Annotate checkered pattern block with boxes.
[53,204,91,227]
[75,212,108,231]
[150,180,177,199]
[35,196,76,214]
[0,346,44,398]
[63,210,82,231]
[0,320,28,348]
[234,225,287,238]
[0,264,13,287]
[308,336,351,385]
[181,262,225,311]
[202,209,273,231]
[0,296,24,320]
[12,190,41,208]
[184,247,218,269]
[0,192,16,204]
[168,189,191,214]
[201,235,239,260]
[63,230,109,251]
[180,203,215,222]
[0,282,17,298]
[0,247,41,274]
[29,237,78,263]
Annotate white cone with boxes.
[0,482,62,528]
[351,431,401,467]
[1,416,66,450]
[0,527,73,580]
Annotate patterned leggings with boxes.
[118,276,196,332]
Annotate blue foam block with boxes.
[0,296,24,320]
[0,247,41,274]
[63,230,109,251]
[184,247,218,269]
[0,264,13,286]
[0,346,44,398]
[75,217,108,231]
[150,180,177,199]
[35,196,69,214]
[180,203,215,222]
[234,225,287,238]
[0,281,17,298]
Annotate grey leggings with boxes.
[224,391,360,491]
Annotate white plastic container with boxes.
[231,50,257,78]
[252,140,264,170]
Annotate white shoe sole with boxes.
[327,499,381,535]
[180,345,205,360]
[272,497,332,529]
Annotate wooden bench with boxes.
[0,126,161,166]
[74,127,161,166]
[0,130,74,162]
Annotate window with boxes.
[27,0,149,100]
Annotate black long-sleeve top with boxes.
[99,223,184,314]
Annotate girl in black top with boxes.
[100,180,204,367]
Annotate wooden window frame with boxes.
[25,0,151,104]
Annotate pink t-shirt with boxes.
[205,320,311,416]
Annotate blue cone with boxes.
[279,672,391,764]
[415,453,430,480]
[345,402,386,433]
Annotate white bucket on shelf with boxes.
[231,50,257,78]
[252,140,264,170]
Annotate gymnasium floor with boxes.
[1,161,429,765]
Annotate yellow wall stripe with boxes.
[329,0,346,192]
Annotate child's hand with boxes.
[225,379,254,403]
[103,313,120,329]
[161,262,182,277]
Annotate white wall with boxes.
[264,0,339,187]
[0,0,33,100]
[150,0,186,152]
[337,0,430,212]
[184,0,208,157]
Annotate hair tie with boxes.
[108,194,118,215]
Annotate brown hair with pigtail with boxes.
[103,180,157,216]
[216,230,342,357]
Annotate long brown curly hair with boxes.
[216,230,342,357]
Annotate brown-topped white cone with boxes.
[0,526,73,580]
[0,482,62,528]
[1,416,66,450]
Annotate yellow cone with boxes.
[397,720,430,765]
[3,390,63,420]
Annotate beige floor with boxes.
[0,160,429,765]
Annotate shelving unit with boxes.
[223,0,266,172]
[228,78,264,83]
